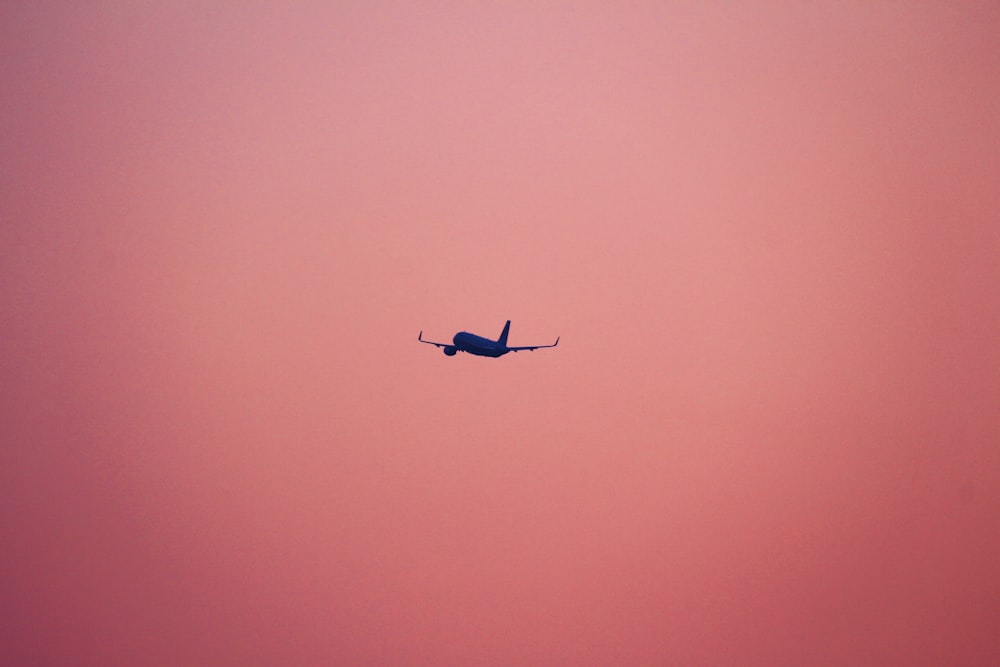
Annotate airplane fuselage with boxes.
[451,332,509,357]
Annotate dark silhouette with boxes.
[418,320,559,357]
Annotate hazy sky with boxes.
[2,3,998,665]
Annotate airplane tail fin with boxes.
[497,320,511,347]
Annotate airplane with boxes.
[418,320,559,357]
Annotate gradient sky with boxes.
[2,3,999,665]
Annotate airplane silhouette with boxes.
[418,320,559,357]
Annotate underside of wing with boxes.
[417,331,450,348]
[507,336,560,352]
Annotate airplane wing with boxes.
[417,331,450,348]
[507,337,560,352]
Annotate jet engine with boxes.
[443,346,457,356]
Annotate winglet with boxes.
[554,336,560,346]
[418,330,423,341]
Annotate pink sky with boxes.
[2,3,999,664]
